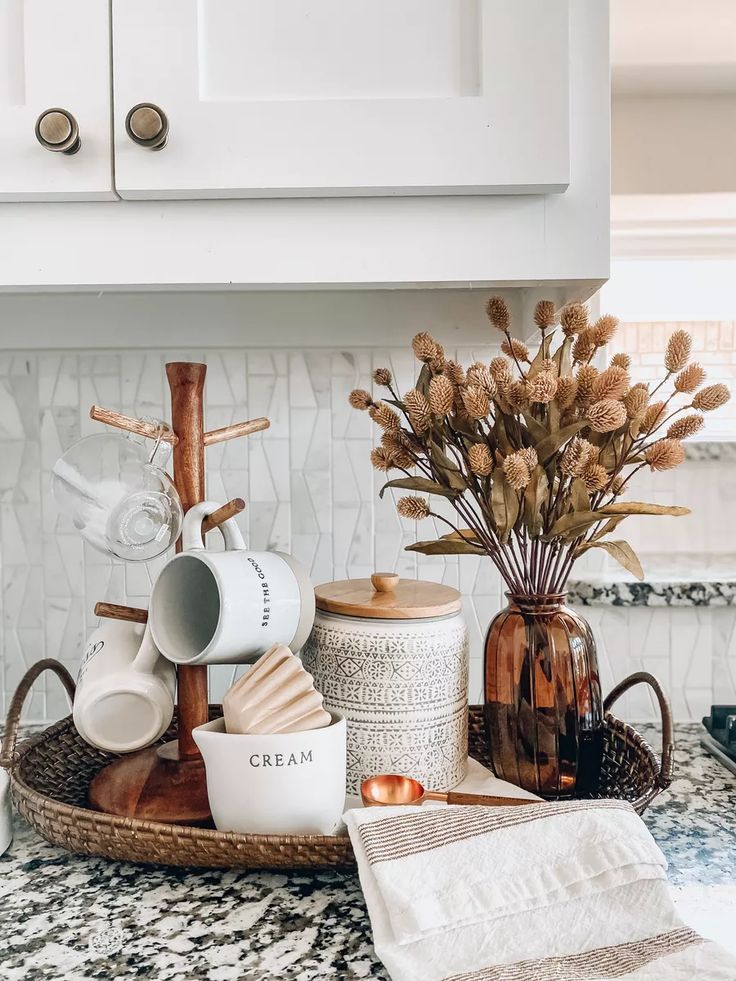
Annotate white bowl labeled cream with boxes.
[193,712,346,835]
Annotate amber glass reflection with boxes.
[484,593,603,799]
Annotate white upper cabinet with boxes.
[0,0,114,201]
[112,0,570,200]
[0,0,608,292]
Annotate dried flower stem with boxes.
[507,536,530,592]
[409,426,520,586]
[517,528,536,593]
[630,397,688,457]
[503,330,527,379]
[538,541,559,594]
[547,543,570,594]
[443,428,524,584]
[648,372,671,401]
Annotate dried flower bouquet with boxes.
[350,298,730,595]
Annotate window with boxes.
[615,320,735,439]
[601,249,736,441]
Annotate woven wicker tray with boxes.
[0,660,674,869]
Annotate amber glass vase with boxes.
[484,594,603,799]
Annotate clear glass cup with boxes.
[51,431,183,561]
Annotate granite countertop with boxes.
[567,440,736,607]
[2,725,736,980]
[568,554,736,607]
[683,441,736,462]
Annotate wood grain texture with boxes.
[88,363,251,825]
[89,405,177,444]
[203,417,270,445]
[201,497,245,533]
[95,602,148,624]
[167,362,209,761]
[314,577,461,619]
[370,572,399,593]
[88,743,211,825]
[444,791,537,807]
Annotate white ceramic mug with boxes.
[193,712,346,835]
[149,501,315,665]
[73,619,176,753]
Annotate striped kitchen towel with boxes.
[344,800,736,980]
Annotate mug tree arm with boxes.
[90,406,271,450]
[92,499,246,623]
[203,418,270,445]
[89,405,178,444]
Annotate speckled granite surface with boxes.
[684,441,736,462]
[568,577,736,607]
[1,725,734,980]
[568,555,736,607]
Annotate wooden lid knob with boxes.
[371,572,400,593]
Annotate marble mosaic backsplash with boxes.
[1,344,734,726]
[0,347,510,724]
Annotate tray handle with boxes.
[603,671,674,790]
[0,659,76,770]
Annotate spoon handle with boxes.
[445,791,538,807]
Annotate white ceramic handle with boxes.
[181,500,246,552]
[131,622,162,675]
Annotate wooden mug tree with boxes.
[86,362,269,824]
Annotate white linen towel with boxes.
[345,800,736,980]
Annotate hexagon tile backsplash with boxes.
[1,349,732,726]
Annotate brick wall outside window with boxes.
[615,321,736,439]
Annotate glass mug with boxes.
[51,428,183,561]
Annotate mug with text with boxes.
[150,501,315,665]
[193,711,346,835]
[73,618,176,753]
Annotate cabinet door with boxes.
[0,0,114,201]
[112,0,569,200]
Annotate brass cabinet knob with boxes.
[125,103,168,150]
[35,108,81,155]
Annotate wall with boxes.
[2,297,733,726]
[1,288,545,725]
[580,453,736,725]
[612,95,736,195]
[618,318,736,440]
[0,339,509,723]
[577,318,736,725]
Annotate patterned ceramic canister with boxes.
[301,573,469,795]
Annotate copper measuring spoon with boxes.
[361,774,537,808]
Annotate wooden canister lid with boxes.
[314,572,462,620]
